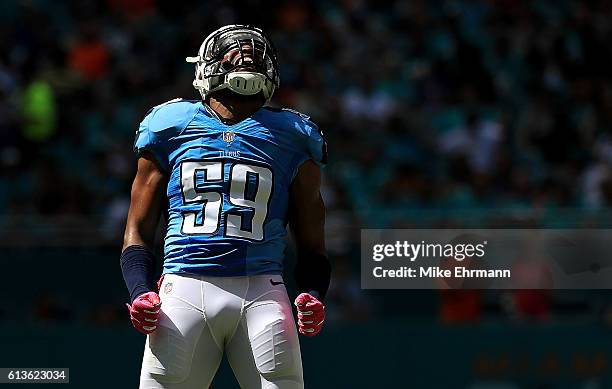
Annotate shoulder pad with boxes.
[264,107,318,137]
[262,106,315,136]
[145,99,200,134]
[263,106,311,121]
[262,106,327,167]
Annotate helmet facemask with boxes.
[187,25,280,103]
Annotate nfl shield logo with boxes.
[222,131,235,143]
[164,282,173,294]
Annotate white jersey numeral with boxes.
[227,164,273,240]
[180,161,273,241]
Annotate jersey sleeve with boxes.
[133,99,199,171]
[134,108,169,170]
[293,117,328,168]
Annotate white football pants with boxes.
[139,273,304,389]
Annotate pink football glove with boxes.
[126,291,161,335]
[294,293,325,336]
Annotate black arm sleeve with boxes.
[294,252,331,300]
[120,245,157,303]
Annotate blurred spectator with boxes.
[68,27,109,81]
[21,77,56,142]
[33,294,73,322]
[439,111,503,175]
[439,290,482,323]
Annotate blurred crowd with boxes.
[2,0,612,324]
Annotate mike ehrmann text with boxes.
[372,266,511,278]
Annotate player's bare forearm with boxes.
[289,159,326,255]
[122,153,166,251]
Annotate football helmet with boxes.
[186,25,280,102]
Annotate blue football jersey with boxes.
[134,99,326,276]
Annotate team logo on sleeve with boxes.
[222,131,236,143]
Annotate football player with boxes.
[120,25,330,389]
